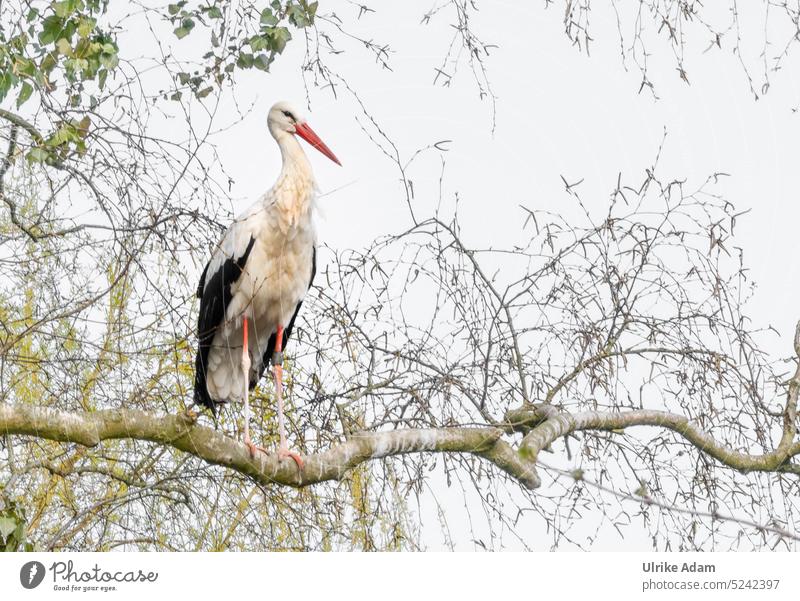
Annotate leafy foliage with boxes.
[0,0,118,108]
[166,1,318,100]
[0,492,35,551]
[0,1,317,158]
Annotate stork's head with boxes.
[268,101,341,166]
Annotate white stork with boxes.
[194,101,340,468]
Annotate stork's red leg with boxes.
[273,325,303,470]
[241,317,264,458]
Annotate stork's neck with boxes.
[268,132,317,231]
[277,133,313,182]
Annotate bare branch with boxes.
[518,407,800,474]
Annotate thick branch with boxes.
[0,404,540,489]
[0,108,44,144]
[780,321,800,448]
[519,408,800,474]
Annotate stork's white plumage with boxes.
[194,101,340,467]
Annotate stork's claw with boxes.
[278,447,304,470]
[245,440,268,459]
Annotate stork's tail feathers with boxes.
[194,352,228,415]
[193,385,221,415]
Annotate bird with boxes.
[193,100,341,469]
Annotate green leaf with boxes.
[287,5,309,28]
[207,6,222,18]
[56,37,73,56]
[253,54,271,71]
[0,72,14,103]
[9,33,29,53]
[174,18,194,39]
[14,522,25,544]
[195,86,213,99]
[97,67,107,89]
[268,27,291,53]
[27,147,49,163]
[62,19,77,40]
[16,82,34,108]
[53,0,79,19]
[236,53,254,69]
[260,9,278,26]
[77,16,96,38]
[99,52,118,69]
[76,116,91,136]
[167,3,181,15]
[0,517,17,540]
[41,53,58,73]
[249,35,269,52]
[38,16,65,45]
[14,57,36,77]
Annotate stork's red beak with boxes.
[294,122,341,166]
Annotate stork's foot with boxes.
[244,439,268,459]
[278,447,304,470]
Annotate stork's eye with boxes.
[282,110,295,121]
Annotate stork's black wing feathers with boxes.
[256,247,317,382]
[193,236,256,413]
[196,261,210,299]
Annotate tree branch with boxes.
[0,404,541,490]
[780,321,800,448]
[518,408,800,475]
[0,108,44,144]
